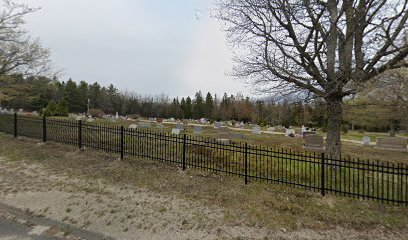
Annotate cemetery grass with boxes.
[0,132,408,239]
[61,117,408,163]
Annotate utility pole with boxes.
[87,98,90,116]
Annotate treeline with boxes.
[0,74,406,131]
[0,74,328,126]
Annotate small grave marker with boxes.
[375,137,407,152]
[363,136,371,146]
[304,135,325,152]
[252,126,261,135]
[171,128,180,135]
[285,129,296,137]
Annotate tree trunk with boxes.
[389,120,397,137]
[325,98,343,159]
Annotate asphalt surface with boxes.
[0,203,113,240]
[0,217,59,240]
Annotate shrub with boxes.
[88,108,104,118]
[128,114,141,119]
[54,101,69,117]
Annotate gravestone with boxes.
[252,126,261,135]
[129,124,137,129]
[76,116,83,121]
[214,122,222,129]
[302,131,316,139]
[32,111,39,117]
[234,123,241,128]
[304,135,325,152]
[217,126,230,140]
[193,126,202,134]
[87,117,94,123]
[363,136,371,146]
[182,120,189,129]
[138,122,151,129]
[115,112,119,119]
[285,129,296,137]
[169,118,175,122]
[375,137,407,152]
[267,127,275,132]
[171,128,180,135]
[231,133,244,139]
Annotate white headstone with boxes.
[171,128,180,135]
[267,127,275,132]
[285,129,296,137]
[252,126,261,135]
[363,136,371,146]
[214,122,222,129]
[129,124,137,129]
[115,112,119,119]
[87,117,94,122]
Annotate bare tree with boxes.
[216,0,408,158]
[0,0,52,77]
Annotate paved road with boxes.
[0,217,59,240]
[0,203,112,240]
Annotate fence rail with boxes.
[0,113,407,205]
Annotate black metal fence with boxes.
[0,113,407,205]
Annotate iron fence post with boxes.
[321,152,325,196]
[13,112,17,138]
[78,120,82,149]
[42,116,46,142]
[245,143,248,185]
[120,126,124,160]
[182,134,186,170]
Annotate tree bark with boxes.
[325,97,343,159]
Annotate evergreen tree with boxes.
[184,96,192,119]
[43,101,57,116]
[205,92,214,119]
[193,91,204,119]
[64,78,81,112]
[54,100,69,116]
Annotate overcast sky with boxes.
[21,0,252,98]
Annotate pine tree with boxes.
[205,92,213,119]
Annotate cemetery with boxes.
[1,110,406,163]
[1,0,408,238]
